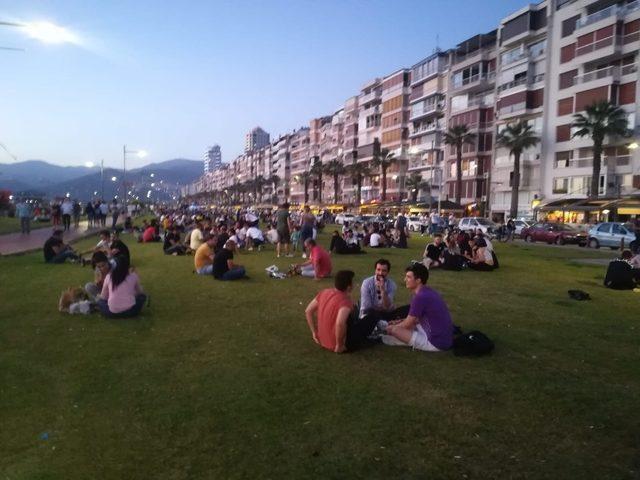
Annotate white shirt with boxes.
[61,201,74,215]
[99,203,109,215]
[369,233,381,247]
[190,228,203,250]
[266,229,279,243]
[247,227,264,241]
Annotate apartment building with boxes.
[446,30,498,211]
[379,69,411,201]
[342,96,360,203]
[491,1,548,219]
[245,126,270,153]
[357,78,383,202]
[541,0,639,221]
[408,51,449,202]
[204,145,222,174]
[288,128,311,204]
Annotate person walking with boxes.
[60,198,73,231]
[15,198,33,234]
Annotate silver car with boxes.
[587,222,637,250]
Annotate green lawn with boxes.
[0,216,52,235]
[1,229,638,479]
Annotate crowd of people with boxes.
[40,200,640,347]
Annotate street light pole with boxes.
[122,144,127,213]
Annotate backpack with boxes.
[453,330,494,356]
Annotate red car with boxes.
[521,223,587,246]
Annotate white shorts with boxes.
[381,324,441,352]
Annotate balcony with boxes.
[409,101,444,121]
[450,71,495,93]
[575,1,639,31]
[450,96,492,113]
[498,102,528,117]
[360,90,381,105]
[409,122,443,137]
[497,73,545,94]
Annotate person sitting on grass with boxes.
[423,233,445,269]
[194,235,217,275]
[380,262,453,352]
[141,220,160,243]
[212,240,247,281]
[304,270,355,353]
[368,226,384,248]
[163,225,186,255]
[359,258,409,326]
[329,230,365,255]
[266,223,279,245]
[109,230,130,264]
[189,221,205,252]
[604,250,640,290]
[97,255,146,318]
[246,224,265,251]
[295,238,332,279]
[215,224,230,254]
[466,237,495,271]
[43,229,80,264]
[85,251,111,301]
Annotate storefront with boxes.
[536,196,640,224]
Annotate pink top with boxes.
[311,245,332,278]
[100,272,142,313]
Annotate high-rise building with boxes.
[245,127,270,152]
[356,78,383,203]
[204,145,222,174]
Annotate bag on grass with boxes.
[453,330,494,357]
[568,289,591,301]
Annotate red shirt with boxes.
[316,288,352,351]
[142,226,156,242]
[310,245,332,278]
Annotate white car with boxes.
[407,216,426,232]
[335,213,356,225]
[458,217,497,236]
[512,220,530,236]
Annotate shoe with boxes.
[302,253,307,259]
[285,253,294,258]
[258,245,263,251]
[248,247,254,251]
[277,254,280,258]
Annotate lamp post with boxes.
[123,145,147,213]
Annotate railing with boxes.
[574,65,618,84]
[554,156,631,169]
[499,102,527,115]
[575,34,617,57]
[411,122,442,135]
[451,71,495,89]
[410,102,443,119]
[497,76,528,92]
[576,0,639,30]
[622,63,638,75]
[453,48,495,65]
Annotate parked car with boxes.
[334,213,356,225]
[407,216,426,232]
[512,220,530,236]
[521,223,587,245]
[587,222,637,250]
[458,217,498,236]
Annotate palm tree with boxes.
[405,173,428,203]
[310,157,323,204]
[269,174,280,204]
[444,125,476,205]
[254,175,267,203]
[348,161,372,206]
[371,148,396,202]
[298,171,313,204]
[496,120,540,219]
[572,100,630,199]
[323,159,346,204]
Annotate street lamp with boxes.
[123,145,148,213]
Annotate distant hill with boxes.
[0,159,202,201]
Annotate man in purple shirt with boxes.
[381,262,453,351]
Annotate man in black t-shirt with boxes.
[163,226,186,255]
[422,234,445,269]
[43,229,79,264]
[604,250,640,290]
[109,231,130,262]
[212,240,246,280]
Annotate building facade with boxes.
[245,127,270,153]
[204,145,222,174]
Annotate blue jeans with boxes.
[48,249,78,264]
[97,294,147,318]
[300,226,313,244]
[218,266,246,281]
[20,217,30,234]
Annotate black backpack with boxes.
[453,330,494,356]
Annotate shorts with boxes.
[277,228,290,243]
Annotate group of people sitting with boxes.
[305,259,454,354]
[422,230,498,272]
[604,249,640,290]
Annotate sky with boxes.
[0,0,526,169]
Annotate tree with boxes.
[310,157,323,204]
[298,171,313,204]
[372,148,396,202]
[444,125,476,205]
[572,100,630,199]
[405,173,428,203]
[496,120,540,219]
[323,159,346,204]
[254,175,267,203]
[269,174,280,204]
[348,161,372,206]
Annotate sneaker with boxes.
[277,254,280,258]
[248,247,254,251]
[302,253,307,259]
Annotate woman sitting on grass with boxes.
[466,237,495,271]
[97,255,147,318]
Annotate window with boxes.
[597,223,610,233]
[559,70,577,89]
[612,224,624,235]
[556,125,571,142]
[553,177,568,193]
[528,39,546,58]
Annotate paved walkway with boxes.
[0,221,100,256]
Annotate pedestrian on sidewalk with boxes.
[61,198,73,231]
[15,198,33,234]
[73,200,82,228]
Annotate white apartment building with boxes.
[204,145,222,174]
[245,126,270,153]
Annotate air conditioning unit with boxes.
[481,195,487,202]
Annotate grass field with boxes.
[1,229,638,479]
[0,216,52,235]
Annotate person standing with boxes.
[276,202,293,258]
[299,206,316,258]
[51,201,61,227]
[15,198,32,234]
[86,201,95,228]
[99,201,109,227]
[60,198,73,231]
[111,199,120,229]
[72,200,82,228]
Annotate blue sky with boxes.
[0,0,525,169]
